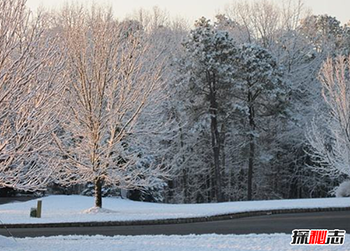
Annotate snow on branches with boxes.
[51,6,172,207]
[307,56,350,179]
[0,0,65,191]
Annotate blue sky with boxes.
[26,0,350,25]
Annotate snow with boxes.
[0,234,349,251]
[82,207,117,214]
[336,180,350,197]
[0,195,349,224]
[0,235,18,249]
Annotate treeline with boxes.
[0,0,349,207]
[163,1,350,203]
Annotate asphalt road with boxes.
[0,211,349,237]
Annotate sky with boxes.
[26,0,350,25]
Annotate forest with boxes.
[1,0,350,207]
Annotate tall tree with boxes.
[223,1,338,199]
[232,44,286,200]
[176,17,238,202]
[52,6,171,208]
[308,56,350,179]
[0,0,64,191]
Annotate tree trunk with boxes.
[208,71,223,202]
[221,123,226,201]
[247,134,255,200]
[183,168,189,203]
[206,174,211,203]
[179,127,189,203]
[167,180,174,203]
[94,177,102,208]
[247,91,255,201]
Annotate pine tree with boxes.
[176,17,238,202]
[232,43,287,200]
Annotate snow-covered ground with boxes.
[1,234,349,251]
[0,195,349,224]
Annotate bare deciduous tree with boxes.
[308,56,350,179]
[0,0,65,191]
[53,6,171,208]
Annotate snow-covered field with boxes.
[1,234,349,251]
[0,195,349,224]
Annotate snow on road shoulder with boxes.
[0,195,349,224]
[0,235,18,249]
[1,234,349,251]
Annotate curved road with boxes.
[0,211,349,237]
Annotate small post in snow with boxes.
[36,200,42,218]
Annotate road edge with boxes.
[1,206,350,228]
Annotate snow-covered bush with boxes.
[335,180,350,197]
